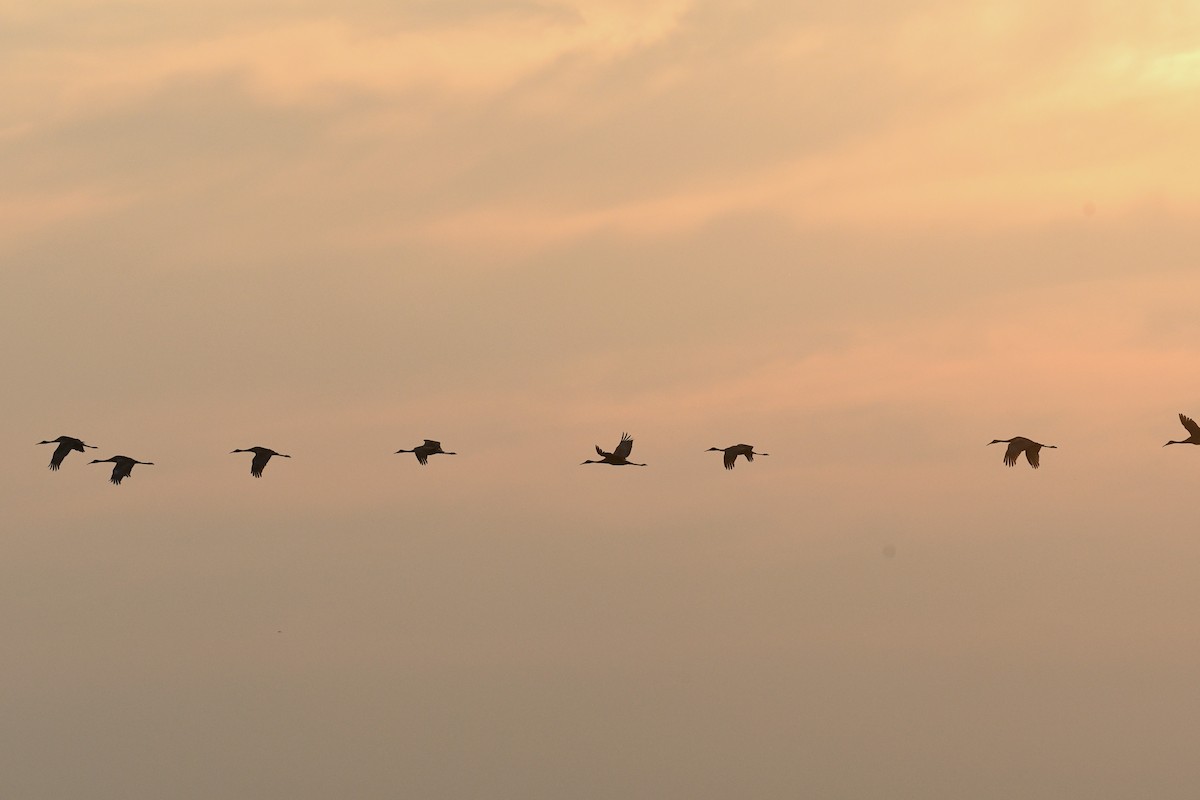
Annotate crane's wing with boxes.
[744,451,755,463]
[111,460,133,485]
[1003,440,1023,467]
[613,433,633,460]
[250,451,271,477]
[423,440,441,448]
[1180,414,1200,437]
[49,441,72,471]
[416,449,430,465]
[723,450,737,470]
[595,445,611,458]
[1025,444,1041,469]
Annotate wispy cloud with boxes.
[1,1,690,125]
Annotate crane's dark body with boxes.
[231,447,290,477]
[89,455,153,485]
[707,444,768,470]
[1164,414,1200,446]
[37,436,96,471]
[396,440,456,465]
[988,436,1056,469]
[582,433,646,466]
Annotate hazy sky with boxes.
[6,2,1200,797]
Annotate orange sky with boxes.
[6,2,1200,797]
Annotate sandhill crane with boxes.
[582,433,646,466]
[1163,413,1200,446]
[707,444,768,470]
[89,455,153,485]
[37,436,96,471]
[988,436,1056,469]
[231,447,291,477]
[395,440,456,465]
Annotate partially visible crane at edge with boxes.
[1163,413,1200,447]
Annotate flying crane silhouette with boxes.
[395,440,456,465]
[37,436,96,470]
[707,443,768,470]
[231,447,291,477]
[89,455,154,485]
[1163,413,1200,446]
[988,436,1056,469]
[582,433,646,466]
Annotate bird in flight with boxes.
[582,433,646,466]
[1163,413,1200,446]
[37,436,96,471]
[89,455,154,485]
[988,437,1056,468]
[231,447,291,477]
[395,440,456,465]
[707,443,768,470]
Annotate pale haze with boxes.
[6,2,1200,797]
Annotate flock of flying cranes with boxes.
[34,433,768,485]
[34,414,1200,484]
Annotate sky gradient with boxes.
[6,2,1200,797]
